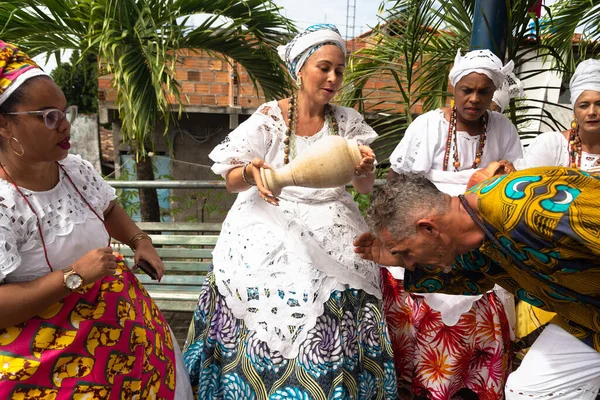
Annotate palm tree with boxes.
[543,0,600,71]
[0,0,295,221]
[341,0,568,164]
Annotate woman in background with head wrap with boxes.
[505,58,600,399]
[0,41,193,398]
[516,59,600,170]
[183,24,397,399]
[383,49,523,400]
[491,72,524,113]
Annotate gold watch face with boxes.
[66,273,83,290]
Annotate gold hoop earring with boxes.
[296,76,302,88]
[9,137,24,157]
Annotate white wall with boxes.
[70,114,101,172]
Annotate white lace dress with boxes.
[0,154,192,399]
[389,109,522,326]
[209,101,381,358]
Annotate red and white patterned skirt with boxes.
[381,269,513,400]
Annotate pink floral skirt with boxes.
[381,269,513,400]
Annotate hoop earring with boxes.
[295,76,302,88]
[9,137,24,157]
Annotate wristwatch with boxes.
[63,268,84,292]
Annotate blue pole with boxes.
[470,0,509,60]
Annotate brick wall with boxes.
[98,49,265,109]
[346,36,451,116]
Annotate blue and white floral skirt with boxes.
[183,272,398,399]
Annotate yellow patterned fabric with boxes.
[0,40,41,96]
[405,167,600,350]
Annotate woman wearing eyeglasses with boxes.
[0,41,193,398]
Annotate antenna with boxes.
[345,0,357,51]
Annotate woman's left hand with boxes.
[133,241,165,281]
[355,145,376,176]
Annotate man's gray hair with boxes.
[367,173,449,239]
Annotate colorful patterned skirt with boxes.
[183,272,398,399]
[381,269,513,400]
[0,260,178,399]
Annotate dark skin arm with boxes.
[103,201,165,280]
[0,201,164,329]
[0,247,117,329]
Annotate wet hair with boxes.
[367,172,449,239]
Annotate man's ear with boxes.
[416,218,440,237]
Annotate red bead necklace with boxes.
[442,100,487,171]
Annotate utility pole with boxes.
[470,0,508,60]
[345,0,357,52]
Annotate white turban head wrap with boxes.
[492,72,524,113]
[569,59,600,109]
[449,49,514,89]
[277,24,346,81]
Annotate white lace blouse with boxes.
[514,130,600,170]
[209,101,381,358]
[0,154,116,283]
[388,109,522,327]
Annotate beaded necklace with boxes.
[568,123,600,169]
[0,161,109,271]
[283,93,339,164]
[442,100,487,171]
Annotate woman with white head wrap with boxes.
[491,72,525,113]
[507,59,600,400]
[382,49,522,400]
[184,24,398,399]
[516,59,600,170]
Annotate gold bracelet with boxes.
[241,162,256,187]
[129,232,152,250]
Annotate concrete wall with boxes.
[516,51,574,145]
[70,114,101,172]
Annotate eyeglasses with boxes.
[2,105,78,129]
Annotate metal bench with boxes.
[114,222,221,312]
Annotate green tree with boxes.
[0,0,295,221]
[543,0,600,71]
[51,50,98,114]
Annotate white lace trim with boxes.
[505,383,600,400]
[0,155,115,281]
[209,101,380,358]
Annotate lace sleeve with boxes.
[209,104,274,178]
[0,209,21,282]
[335,106,378,145]
[59,155,116,213]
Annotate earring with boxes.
[295,76,302,88]
[571,116,578,130]
[9,137,24,157]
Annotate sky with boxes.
[34,0,381,73]
[273,0,382,38]
[34,0,561,73]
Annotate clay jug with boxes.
[261,135,362,197]
[466,161,512,189]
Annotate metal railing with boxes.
[105,179,387,189]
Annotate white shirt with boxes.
[515,130,600,170]
[0,155,115,283]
